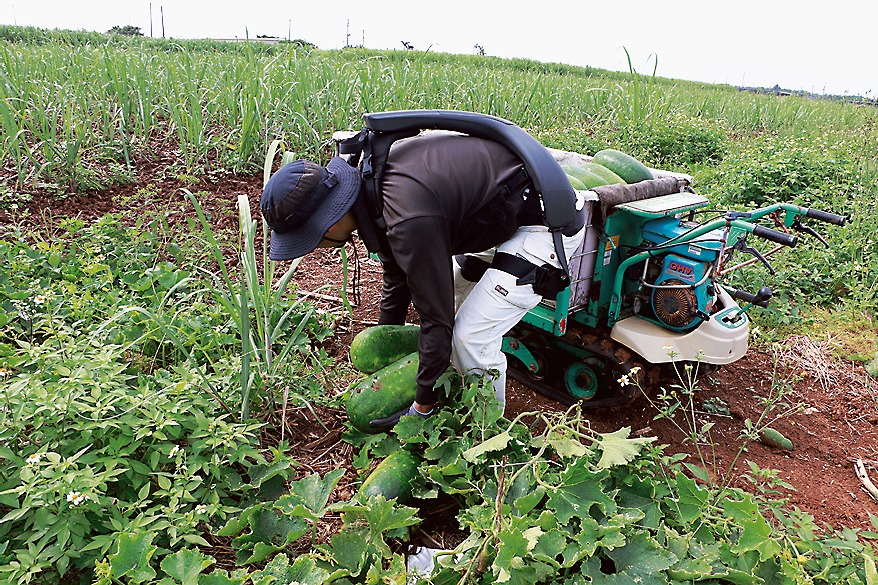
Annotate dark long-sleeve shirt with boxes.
[351,132,533,403]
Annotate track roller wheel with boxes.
[564,361,599,400]
[526,350,552,381]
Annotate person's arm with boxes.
[385,216,455,405]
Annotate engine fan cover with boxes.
[652,279,699,329]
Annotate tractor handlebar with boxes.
[805,208,848,226]
[726,286,773,308]
[751,225,798,247]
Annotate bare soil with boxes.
[5,167,878,540]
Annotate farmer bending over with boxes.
[259,131,584,429]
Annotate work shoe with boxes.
[369,403,434,431]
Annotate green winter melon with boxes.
[349,324,420,374]
[759,428,794,451]
[346,352,419,433]
[356,449,422,504]
[562,165,609,189]
[592,149,654,183]
[579,162,626,185]
[564,172,587,190]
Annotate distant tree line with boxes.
[107,25,143,36]
[738,83,876,106]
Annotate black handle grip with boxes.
[728,286,773,308]
[752,225,798,247]
[805,208,847,226]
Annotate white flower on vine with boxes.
[617,374,631,387]
[169,445,181,458]
[663,344,673,352]
[195,504,207,514]
[66,491,90,506]
[629,366,641,375]
[34,295,46,305]
[0,367,11,378]
[26,453,40,465]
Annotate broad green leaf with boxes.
[250,508,281,543]
[365,553,407,585]
[181,534,212,548]
[280,517,311,545]
[731,518,782,561]
[709,567,764,585]
[522,526,543,551]
[160,549,214,585]
[618,486,661,531]
[514,485,546,515]
[359,495,421,534]
[532,528,568,566]
[548,435,590,459]
[562,516,601,566]
[666,557,714,581]
[243,542,281,565]
[585,532,677,585]
[247,459,295,489]
[592,427,655,469]
[494,528,529,570]
[722,493,761,523]
[683,462,712,484]
[673,472,709,525]
[493,528,539,585]
[199,569,248,585]
[278,468,345,519]
[108,531,157,582]
[217,504,260,537]
[463,431,511,462]
[318,530,368,578]
[250,553,330,585]
[547,470,617,523]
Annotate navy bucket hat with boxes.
[260,156,362,260]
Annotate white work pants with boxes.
[451,225,585,408]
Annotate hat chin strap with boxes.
[322,234,350,246]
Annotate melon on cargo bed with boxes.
[349,324,420,374]
[564,171,587,190]
[579,162,626,185]
[562,165,608,189]
[346,352,419,433]
[592,149,654,183]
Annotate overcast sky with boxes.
[3,1,875,97]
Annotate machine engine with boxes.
[633,217,723,332]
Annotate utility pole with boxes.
[161,5,165,38]
[345,19,350,48]
[288,19,291,41]
[150,3,153,37]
